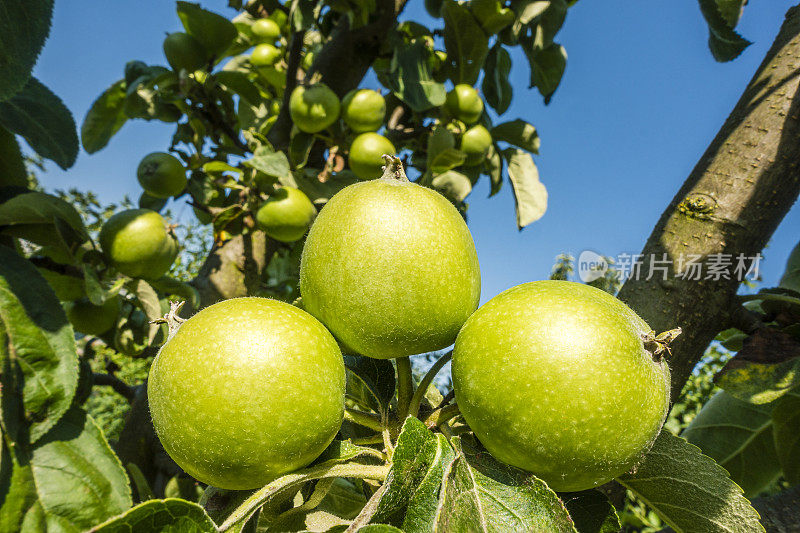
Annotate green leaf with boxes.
[618,430,763,533]
[246,146,291,180]
[88,498,216,532]
[0,126,28,188]
[282,169,360,206]
[219,462,389,531]
[0,0,54,101]
[176,1,238,58]
[492,119,540,154]
[697,0,751,62]
[83,266,106,306]
[431,170,472,203]
[485,144,503,197]
[372,417,455,526]
[0,246,78,444]
[314,439,385,467]
[434,435,576,532]
[290,0,317,32]
[343,355,396,415]
[0,191,90,256]
[771,387,800,484]
[716,357,800,405]
[385,41,446,112]
[31,407,132,530]
[214,71,263,105]
[81,80,128,154]
[0,432,38,532]
[128,279,164,345]
[289,131,315,169]
[429,149,467,175]
[149,277,201,312]
[561,490,620,533]
[482,45,513,115]
[0,78,78,169]
[533,0,568,46]
[442,0,490,85]
[682,390,781,497]
[504,148,547,229]
[471,0,515,35]
[521,40,567,103]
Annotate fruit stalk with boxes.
[395,356,414,421]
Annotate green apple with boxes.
[99,209,179,279]
[256,186,316,242]
[300,157,480,358]
[452,280,671,492]
[148,297,345,490]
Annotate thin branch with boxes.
[408,351,452,418]
[267,30,306,149]
[344,408,384,432]
[424,403,460,429]
[93,373,136,402]
[395,356,413,421]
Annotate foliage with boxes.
[0,0,794,532]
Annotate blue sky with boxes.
[34,1,799,302]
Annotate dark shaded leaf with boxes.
[0,0,53,101]
[521,40,567,103]
[176,1,237,58]
[561,490,620,533]
[771,387,800,485]
[82,80,128,154]
[214,71,263,105]
[715,328,800,404]
[482,45,513,114]
[0,126,28,188]
[442,0,490,85]
[697,0,751,62]
[343,355,396,415]
[0,246,78,444]
[682,391,781,497]
[618,431,763,533]
[0,78,78,169]
[385,41,446,112]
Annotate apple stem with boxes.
[380,154,409,182]
[642,327,682,361]
[395,356,414,421]
[150,300,186,340]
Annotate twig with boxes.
[408,350,452,418]
[424,403,460,430]
[395,357,413,421]
[267,30,306,149]
[93,373,137,402]
[344,408,384,432]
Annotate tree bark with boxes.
[618,4,800,401]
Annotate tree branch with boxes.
[618,3,800,402]
[92,372,136,402]
[752,485,800,532]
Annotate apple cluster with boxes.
[147,156,671,494]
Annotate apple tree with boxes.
[0,0,799,531]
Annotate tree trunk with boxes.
[617,4,800,401]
